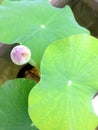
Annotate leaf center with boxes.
[67,80,72,86]
[40,24,46,29]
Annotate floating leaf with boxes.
[0,0,89,67]
[0,78,38,130]
[28,34,98,130]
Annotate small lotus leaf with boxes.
[0,78,38,130]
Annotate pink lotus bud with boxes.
[10,45,31,65]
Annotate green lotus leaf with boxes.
[0,0,89,67]
[28,34,98,130]
[0,79,39,130]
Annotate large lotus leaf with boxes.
[0,0,89,67]
[28,34,98,130]
[0,79,38,130]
